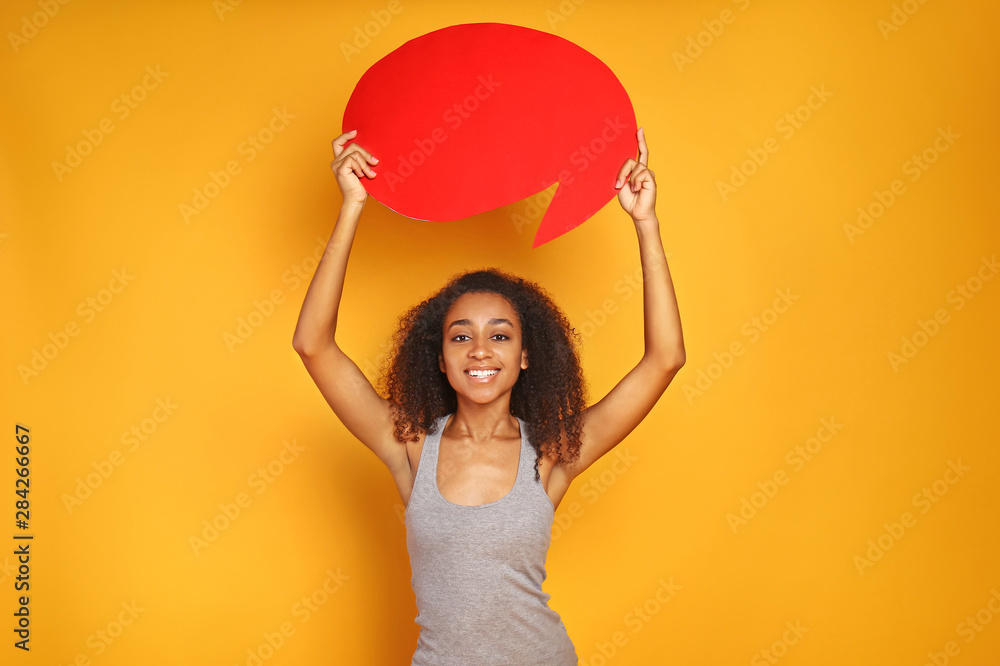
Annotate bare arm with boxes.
[292,200,363,355]
[554,128,685,481]
[292,131,409,480]
[635,215,685,370]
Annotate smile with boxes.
[465,368,499,379]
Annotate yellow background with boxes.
[3,0,999,664]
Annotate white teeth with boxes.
[467,369,499,378]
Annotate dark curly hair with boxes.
[376,268,588,480]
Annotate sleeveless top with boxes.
[404,413,578,665]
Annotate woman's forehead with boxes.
[444,292,519,326]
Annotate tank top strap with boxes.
[414,414,448,494]
[415,413,534,499]
[513,415,534,493]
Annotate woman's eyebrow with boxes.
[446,318,515,331]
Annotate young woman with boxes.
[293,127,685,665]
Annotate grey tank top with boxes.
[404,413,578,665]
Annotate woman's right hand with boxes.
[331,129,378,206]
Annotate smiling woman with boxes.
[379,270,588,491]
[291,126,685,665]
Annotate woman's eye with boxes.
[450,334,508,342]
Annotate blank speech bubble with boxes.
[342,22,637,248]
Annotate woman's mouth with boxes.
[465,368,500,381]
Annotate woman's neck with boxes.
[447,399,520,443]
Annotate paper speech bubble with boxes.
[342,22,637,248]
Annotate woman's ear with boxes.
[521,348,528,370]
[439,352,446,373]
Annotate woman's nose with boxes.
[469,339,491,358]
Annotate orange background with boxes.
[2,1,999,664]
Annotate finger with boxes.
[629,164,648,192]
[343,142,379,167]
[331,152,370,180]
[346,152,377,179]
[636,127,649,166]
[331,130,357,159]
[614,158,637,189]
[333,130,380,166]
[333,147,379,178]
[634,167,655,192]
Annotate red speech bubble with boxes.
[342,22,637,248]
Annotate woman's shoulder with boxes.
[402,413,450,476]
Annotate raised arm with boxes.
[555,127,685,480]
[292,131,410,482]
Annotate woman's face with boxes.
[438,292,528,404]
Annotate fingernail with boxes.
[371,156,379,163]
[615,179,621,188]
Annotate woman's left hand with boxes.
[615,127,656,224]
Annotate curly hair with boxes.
[376,268,588,480]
